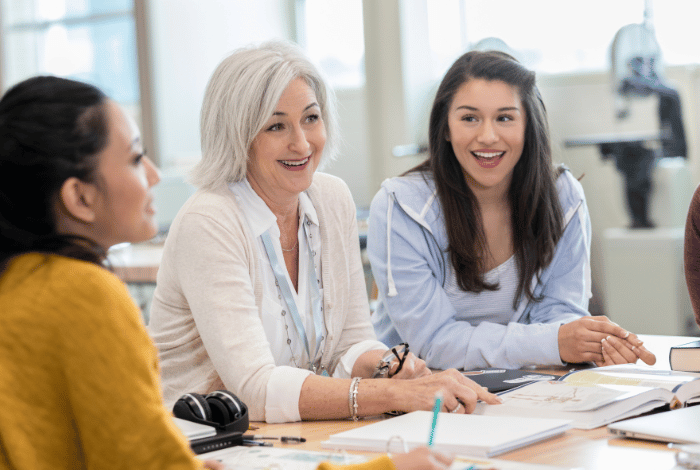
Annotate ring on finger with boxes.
[449,403,462,413]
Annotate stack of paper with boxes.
[321,411,571,458]
[173,417,217,440]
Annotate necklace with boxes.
[276,280,300,368]
[281,240,298,253]
[281,207,300,253]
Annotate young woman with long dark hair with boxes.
[368,51,656,371]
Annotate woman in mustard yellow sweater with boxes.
[0,77,451,470]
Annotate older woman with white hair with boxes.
[148,41,500,424]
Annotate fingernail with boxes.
[623,331,630,338]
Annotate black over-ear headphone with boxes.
[173,390,249,434]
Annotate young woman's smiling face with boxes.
[446,78,526,196]
[247,78,326,205]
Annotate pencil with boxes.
[428,392,442,447]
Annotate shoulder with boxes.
[307,172,354,209]
[380,172,434,198]
[373,173,436,210]
[5,254,136,323]
[555,169,586,214]
[36,254,125,294]
[690,183,700,211]
[309,172,351,195]
[180,186,242,218]
[168,186,249,240]
[687,183,700,228]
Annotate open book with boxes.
[473,364,700,430]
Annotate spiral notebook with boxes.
[321,411,571,458]
[173,417,217,440]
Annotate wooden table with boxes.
[107,242,163,284]
[245,335,697,470]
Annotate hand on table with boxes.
[397,369,501,415]
[558,315,656,366]
[390,446,453,470]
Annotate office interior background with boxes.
[2,0,700,336]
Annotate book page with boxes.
[561,366,699,392]
[200,446,367,470]
[499,381,648,411]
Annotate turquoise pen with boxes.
[428,392,442,447]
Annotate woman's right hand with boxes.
[557,316,655,366]
[202,459,225,470]
[396,369,501,414]
[390,447,453,470]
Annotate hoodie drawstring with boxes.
[386,192,398,297]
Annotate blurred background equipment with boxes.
[566,0,696,335]
[566,6,688,229]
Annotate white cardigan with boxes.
[148,173,382,422]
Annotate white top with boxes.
[444,255,525,324]
[229,179,370,375]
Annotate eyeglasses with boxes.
[388,343,409,377]
[372,342,410,379]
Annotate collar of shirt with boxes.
[228,178,319,236]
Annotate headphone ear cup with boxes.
[206,390,248,431]
[207,395,232,426]
[173,392,213,422]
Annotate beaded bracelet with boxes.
[348,377,362,421]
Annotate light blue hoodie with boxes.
[367,170,592,370]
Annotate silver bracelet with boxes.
[349,377,361,421]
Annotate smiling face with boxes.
[247,78,326,208]
[90,100,160,248]
[446,78,526,198]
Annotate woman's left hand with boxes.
[599,333,656,367]
[390,352,432,379]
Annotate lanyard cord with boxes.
[260,221,325,371]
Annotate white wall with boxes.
[321,87,372,208]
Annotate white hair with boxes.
[190,40,339,190]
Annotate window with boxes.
[1,0,139,107]
[426,0,700,76]
[298,0,365,89]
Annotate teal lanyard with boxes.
[260,219,325,372]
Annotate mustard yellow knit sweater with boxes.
[0,253,203,469]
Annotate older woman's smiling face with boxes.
[247,78,327,206]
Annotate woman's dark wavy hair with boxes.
[408,50,564,307]
[0,76,109,268]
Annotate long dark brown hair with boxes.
[408,50,563,307]
[0,76,109,269]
